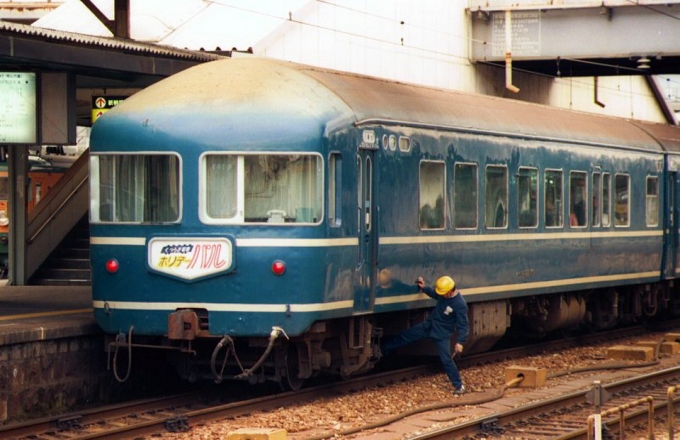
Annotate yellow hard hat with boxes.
[435,276,455,295]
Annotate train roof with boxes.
[97,57,680,154]
[301,62,680,153]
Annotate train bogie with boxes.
[90,57,680,387]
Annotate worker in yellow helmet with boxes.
[380,275,469,395]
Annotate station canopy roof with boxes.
[32,0,309,52]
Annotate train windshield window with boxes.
[485,165,508,229]
[544,170,563,228]
[454,163,477,229]
[517,167,537,228]
[614,174,630,227]
[90,154,180,223]
[569,171,587,228]
[419,161,445,230]
[646,176,659,227]
[201,153,322,225]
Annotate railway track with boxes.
[1,324,672,439]
[411,365,680,439]
[1,364,442,440]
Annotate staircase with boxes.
[28,215,90,286]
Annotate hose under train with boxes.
[211,326,288,384]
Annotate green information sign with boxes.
[0,72,37,144]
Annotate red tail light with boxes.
[271,260,286,276]
[105,259,119,273]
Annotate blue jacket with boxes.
[422,286,469,344]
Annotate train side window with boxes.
[485,165,508,229]
[518,167,538,228]
[614,173,630,227]
[388,135,397,151]
[592,172,601,227]
[365,157,373,231]
[602,173,611,227]
[356,156,362,230]
[419,161,445,230]
[399,137,411,153]
[454,163,477,229]
[544,169,563,228]
[569,171,587,228]
[329,153,342,227]
[646,176,659,227]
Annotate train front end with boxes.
[88,57,359,386]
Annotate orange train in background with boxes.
[0,156,71,277]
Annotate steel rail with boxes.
[411,365,680,439]
[0,323,669,439]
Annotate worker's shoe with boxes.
[453,385,466,396]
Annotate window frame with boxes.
[517,166,538,229]
[418,160,446,230]
[544,168,564,228]
[614,173,631,227]
[328,152,342,227]
[592,172,601,227]
[198,151,324,226]
[90,152,182,224]
[484,164,508,230]
[646,175,659,227]
[453,162,478,230]
[602,172,612,227]
[569,170,588,228]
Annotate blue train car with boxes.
[89,57,680,387]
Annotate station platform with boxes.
[0,284,97,345]
[0,283,107,424]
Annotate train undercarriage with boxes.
[105,280,680,389]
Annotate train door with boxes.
[662,170,679,279]
[354,137,378,314]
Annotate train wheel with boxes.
[281,343,305,391]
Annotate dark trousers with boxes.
[382,323,463,389]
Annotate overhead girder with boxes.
[469,1,680,77]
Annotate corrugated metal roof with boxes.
[0,19,222,62]
[31,0,309,51]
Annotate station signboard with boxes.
[0,72,37,144]
[92,96,126,123]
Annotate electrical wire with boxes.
[195,0,673,102]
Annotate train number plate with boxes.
[147,237,234,281]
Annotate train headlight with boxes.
[105,259,119,274]
[0,210,8,227]
[271,260,286,276]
